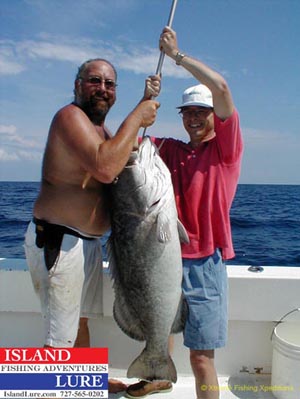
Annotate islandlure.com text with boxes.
[3,392,58,398]
[3,391,106,398]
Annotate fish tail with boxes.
[127,348,177,383]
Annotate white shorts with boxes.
[24,221,103,347]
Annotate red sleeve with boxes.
[214,109,243,165]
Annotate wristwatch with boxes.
[175,51,186,65]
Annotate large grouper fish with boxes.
[107,136,189,383]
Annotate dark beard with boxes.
[79,96,110,125]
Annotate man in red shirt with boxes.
[126,27,243,399]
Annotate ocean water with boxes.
[0,181,300,266]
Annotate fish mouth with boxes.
[138,137,156,163]
[126,151,138,166]
[125,136,158,168]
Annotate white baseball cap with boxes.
[177,84,213,108]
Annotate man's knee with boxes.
[190,350,215,377]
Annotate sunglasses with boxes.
[179,108,213,118]
[80,76,117,91]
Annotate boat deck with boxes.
[2,259,298,399]
[108,370,276,399]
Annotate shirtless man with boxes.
[24,58,160,394]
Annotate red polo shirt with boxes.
[152,109,243,260]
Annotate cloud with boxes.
[0,148,42,162]
[0,36,189,78]
[0,126,43,149]
[0,44,26,75]
[239,126,300,184]
[0,125,43,162]
[117,47,189,78]
[17,40,90,63]
[242,126,299,147]
[0,58,25,75]
[0,125,17,134]
[0,148,19,161]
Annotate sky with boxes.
[0,0,299,184]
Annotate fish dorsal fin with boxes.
[156,212,172,243]
[177,219,190,244]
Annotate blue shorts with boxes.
[182,249,228,350]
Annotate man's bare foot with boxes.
[109,378,128,393]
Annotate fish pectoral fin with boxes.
[113,296,145,341]
[177,219,190,244]
[107,236,119,282]
[156,212,172,243]
[171,295,188,334]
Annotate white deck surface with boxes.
[108,370,276,399]
[2,260,298,399]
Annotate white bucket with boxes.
[271,311,300,399]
